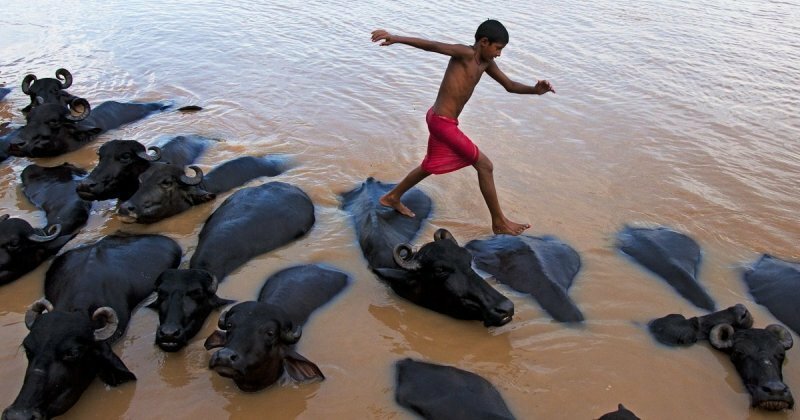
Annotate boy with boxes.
[371,19,555,236]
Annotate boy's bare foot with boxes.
[379,194,415,217]
[492,218,530,236]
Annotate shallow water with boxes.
[1,0,799,418]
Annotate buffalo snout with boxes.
[209,348,243,378]
[2,407,45,420]
[486,299,514,327]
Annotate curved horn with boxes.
[281,324,302,345]
[92,307,119,341]
[0,214,9,223]
[24,298,54,330]
[433,228,458,245]
[55,68,72,89]
[21,74,37,95]
[709,323,735,350]
[66,97,91,121]
[766,324,794,350]
[217,308,230,330]
[180,165,204,185]
[28,224,62,242]
[136,145,161,161]
[207,273,219,294]
[393,243,421,271]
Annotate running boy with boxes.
[372,20,555,236]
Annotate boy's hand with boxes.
[534,79,556,95]
[371,29,395,46]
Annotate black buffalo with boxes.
[21,163,91,236]
[616,226,716,311]
[117,155,292,224]
[709,322,794,410]
[76,135,210,201]
[395,358,516,420]
[647,304,753,346]
[466,234,584,323]
[8,100,169,158]
[744,254,800,335]
[598,404,640,420]
[3,233,181,419]
[20,68,78,113]
[0,215,65,286]
[205,264,350,391]
[373,229,514,327]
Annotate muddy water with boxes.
[1,1,799,418]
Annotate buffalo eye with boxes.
[187,288,205,300]
[160,179,174,189]
[265,329,275,338]
[433,266,450,278]
[46,118,59,128]
[5,239,20,251]
[119,152,133,163]
[61,347,83,362]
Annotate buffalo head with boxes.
[374,229,514,327]
[648,304,754,346]
[117,163,214,224]
[204,301,323,391]
[150,268,233,352]
[0,216,64,285]
[8,100,92,158]
[76,140,161,201]
[2,299,134,420]
[710,323,794,411]
[20,69,77,113]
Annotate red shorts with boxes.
[420,107,480,174]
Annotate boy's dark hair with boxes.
[475,19,508,44]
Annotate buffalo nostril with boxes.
[159,325,182,339]
[763,382,789,396]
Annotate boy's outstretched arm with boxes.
[371,29,473,58]
[486,62,556,95]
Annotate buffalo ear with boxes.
[204,330,227,350]
[189,190,216,205]
[94,343,136,386]
[372,268,418,287]
[211,296,235,309]
[283,348,324,383]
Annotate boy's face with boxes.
[478,38,506,61]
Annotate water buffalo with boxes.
[647,304,753,346]
[598,404,640,420]
[2,233,181,419]
[76,135,210,201]
[744,254,800,335]
[20,68,78,113]
[117,155,292,224]
[373,229,514,327]
[709,322,794,410]
[8,100,169,158]
[0,216,66,286]
[466,234,584,323]
[340,177,432,269]
[205,264,350,391]
[149,268,233,352]
[394,358,516,420]
[616,226,716,311]
[21,163,91,236]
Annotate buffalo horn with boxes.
[66,98,91,121]
[281,325,302,345]
[55,68,72,89]
[180,165,204,185]
[0,214,9,223]
[207,273,219,294]
[709,323,735,350]
[24,298,54,330]
[433,228,458,246]
[28,224,62,242]
[21,74,37,95]
[92,307,119,341]
[393,243,420,271]
[766,324,794,350]
[136,145,162,161]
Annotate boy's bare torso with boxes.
[432,47,490,119]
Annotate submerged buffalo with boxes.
[466,234,584,323]
[8,100,170,158]
[616,226,716,311]
[21,163,91,236]
[0,215,65,286]
[3,233,181,419]
[598,404,640,420]
[205,264,350,391]
[709,322,794,410]
[744,254,800,335]
[20,68,78,113]
[117,155,292,224]
[76,135,210,201]
[373,229,514,327]
[395,358,516,420]
[647,304,753,346]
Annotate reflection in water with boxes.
[0,0,799,418]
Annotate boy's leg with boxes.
[473,152,530,235]
[379,165,430,217]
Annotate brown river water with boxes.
[1,1,799,419]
